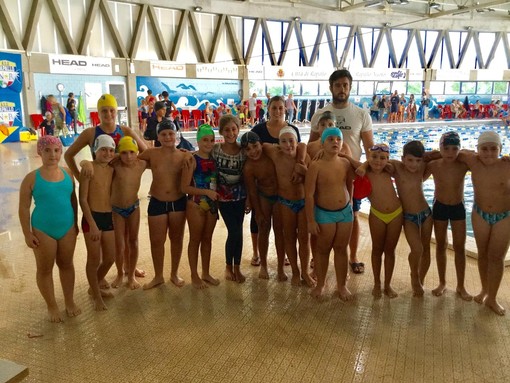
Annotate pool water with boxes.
[368,125,510,237]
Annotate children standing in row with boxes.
[264,128,314,287]
[305,128,354,300]
[425,132,472,300]
[139,120,189,289]
[79,134,116,310]
[19,136,81,322]
[110,136,148,290]
[181,124,220,289]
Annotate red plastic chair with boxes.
[180,110,191,130]
[90,112,100,127]
[443,105,452,119]
[190,109,206,128]
[30,114,45,135]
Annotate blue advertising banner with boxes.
[0,51,24,142]
[136,76,242,109]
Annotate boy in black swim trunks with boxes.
[424,132,472,301]
[138,120,192,289]
[79,134,116,311]
[110,137,148,290]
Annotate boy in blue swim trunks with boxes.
[424,132,472,301]
[79,134,116,311]
[110,136,148,290]
[19,135,81,322]
[263,127,315,287]
[457,130,510,315]
[305,127,355,300]
[388,141,433,297]
[242,131,286,281]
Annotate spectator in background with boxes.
[47,95,66,133]
[39,111,55,136]
[421,91,430,121]
[66,92,78,134]
[378,95,387,122]
[285,94,297,124]
[389,90,399,123]
[248,93,257,126]
[370,95,380,122]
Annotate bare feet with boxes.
[310,285,324,299]
[456,287,473,301]
[301,273,316,288]
[337,286,354,302]
[48,306,64,323]
[432,283,447,297]
[474,291,487,304]
[485,299,506,316]
[127,278,141,290]
[99,279,110,289]
[191,276,208,289]
[93,297,108,311]
[234,266,246,283]
[202,274,220,286]
[384,286,398,298]
[258,267,269,279]
[411,279,424,297]
[143,276,165,290]
[277,271,288,282]
[372,285,382,298]
[225,266,236,281]
[87,287,114,298]
[111,274,124,288]
[134,268,146,278]
[170,275,185,287]
[65,302,82,317]
[291,274,301,286]
[250,256,260,266]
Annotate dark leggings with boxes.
[219,199,246,265]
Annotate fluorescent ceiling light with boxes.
[365,1,383,8]
[429,2,441,9]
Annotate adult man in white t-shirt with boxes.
[309,69,374,275]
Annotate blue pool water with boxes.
[368,124,509,237]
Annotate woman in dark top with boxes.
[251,96,301,144]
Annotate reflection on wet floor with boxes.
[1,139,510,383]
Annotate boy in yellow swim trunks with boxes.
[344,143,403,298]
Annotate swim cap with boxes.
[440,131,461,147]
[117,136,138,153]
[478,130,502,148]
[93,134,116,153]
[197,124,215,141]
[321,127,343,143]
[279,127,297,139]
[240,131,261,148]
[157,119,177,134]
[353,175,372,200]
[97,94,118,110]
[37,135,62,155]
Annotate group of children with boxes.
[19,94,510,322]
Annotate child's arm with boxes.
[78,171,100,241]
[304,163,320,236]
[79,160,94,179]
[18,172,39,248]
[243,165,266,226]
[292,142,308,182]
[64,168,79,232]
[64,128,94,179]
[262,143,278,162]
[339,152,362,170]
[355,161,369,176]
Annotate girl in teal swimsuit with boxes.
[18,135,80,323]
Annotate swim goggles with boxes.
[369,144,390,153]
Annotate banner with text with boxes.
[0,51,23,128]
[49,54,112,75]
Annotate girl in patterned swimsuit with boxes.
[19,136,81,323]
[181,124,221,289]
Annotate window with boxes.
[460,82,476,94]
[444,81,460,94]
[376,82,391,95]
[358,81,374,96]
[476,82,492,95]
[493,81,508,95]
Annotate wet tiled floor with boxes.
[1,140,510,382]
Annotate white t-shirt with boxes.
[248,97,257,111]
[310,103,372,160]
